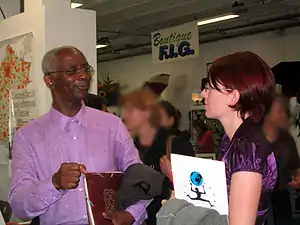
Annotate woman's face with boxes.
[121,103,148,133]
[159,108,174,129]
[200,83,234,120]
[268,101,289,130]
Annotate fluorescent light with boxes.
[71,3,83,9]
[197,14,239,26]
[96,44,107,49]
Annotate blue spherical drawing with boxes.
[190,171,203,186]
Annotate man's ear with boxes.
[44,75,54,88]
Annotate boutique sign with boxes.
[151,22,199,64]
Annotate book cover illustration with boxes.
[83,172,123,225]
[171,154,228,215]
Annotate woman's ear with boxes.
[168,116,175,127]
[230,90,240,106]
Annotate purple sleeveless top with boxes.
[220,118,277,225]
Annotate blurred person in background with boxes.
[193,120,214,153]
[120,89,194,225]
[263,94,300,225]
[159,100,191,139]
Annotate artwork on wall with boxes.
[97,72,124,107]
[0,33,33,140]
[189,109,224,156]
[192,89,203,106]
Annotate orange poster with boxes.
[0,33,32,140]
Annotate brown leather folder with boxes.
[84,172,123,225]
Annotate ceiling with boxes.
[78,0,300,62]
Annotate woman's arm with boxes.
[229,171,262,225]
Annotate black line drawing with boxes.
[186,182,214,207]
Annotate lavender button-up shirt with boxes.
[9,106,150,225]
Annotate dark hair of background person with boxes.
[159,101,181,130]
[207,51,275,123]
[84,93,104,110]
[176,109,182,125]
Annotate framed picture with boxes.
[189,109,224,156]
[195,153,216,160]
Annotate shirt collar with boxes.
[221,117,258,152]
[50,105,88,130]
[231,117,257,141]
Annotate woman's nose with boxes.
[200,89,207,98]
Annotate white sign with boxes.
[9,88,37,129]
[151,21,199,64]
[171,154,228,215]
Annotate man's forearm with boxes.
[9,177,65,219]
[125,199,151,225]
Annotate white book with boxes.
[171,154,228,215]
[0,211,5,225]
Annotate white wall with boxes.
[0,0,46,206]
[98,27,300,129]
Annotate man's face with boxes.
[44,49,92,103]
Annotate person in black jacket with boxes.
[263,94,300,225]
[120,89,195,225]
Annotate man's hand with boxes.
[160,155,172,179]
[102,211,135,225]
[52,163,87,190]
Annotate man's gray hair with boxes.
[41,45,80,75]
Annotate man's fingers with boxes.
[64,182,79,189]
[69,170,81,178]
[69,163,81,171]
[61,163,80,171]
[80,164,88,174]
[102,212,113,220]
[61,163,87,174]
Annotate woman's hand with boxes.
[160,155,172,179]
[289,175,300,189]
[161,191,175,205]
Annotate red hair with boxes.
[208,51,275,123]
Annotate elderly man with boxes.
[9,46,149,225]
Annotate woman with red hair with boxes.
[201,51,277,225]
[159,52,277,225]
